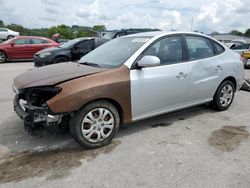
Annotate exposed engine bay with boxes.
[13,85,70,136]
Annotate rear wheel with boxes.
[53,57,68,64]
[70,100,120,148]
[211,80,235,111]
[7,35,14,40]
[244,59,250,69]
[0,51,7,63]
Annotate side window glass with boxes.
[15,39,30,45]
[235,44,243,49]
[186,36,214,60]
[117,32,126,37]
[212,41,225,54]
[143,36,183,65]
[31,39,42,44]
[74,40,94,52]
[31,39,48,44]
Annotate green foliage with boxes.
[230,30,243,36]
[245,29,250,37]
[92,25,106,32]
[0,20,4,27]
[47,25,73,39]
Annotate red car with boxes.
[0,36,59,63]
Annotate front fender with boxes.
[47,65,132,123]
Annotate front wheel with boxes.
[211,80,235,111]
[70,100,120,148]
[0,51,7,63]
[53,57,68,64]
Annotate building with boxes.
[210,34,250,44]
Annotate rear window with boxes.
[186,36,214,60]
[211,41,225,55]
[31,39,49,44]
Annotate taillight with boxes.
[240,56,245,63]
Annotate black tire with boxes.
[70,100,120,149]
[211,80,235,111]
[0,51,7,64]
[244,59,250,69]
[7,35,14,40]
[53,57,68,64]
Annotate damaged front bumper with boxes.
[13,95,62,133]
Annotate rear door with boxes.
[184,35,224,104]
[130,35,190,121]
[30,38,49,56]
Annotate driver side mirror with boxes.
[10,42,15,46]
[138,55,161,68]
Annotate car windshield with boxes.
[59,38,82,48]
[79,37,151,68]
[102,32,116,39]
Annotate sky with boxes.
[0,0,249,33]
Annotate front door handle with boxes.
[177,72,188,79]
[215,65,223,71]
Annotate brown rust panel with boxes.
[47,65,132,123]
[14,62,106,89]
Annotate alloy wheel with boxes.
[220,84,233,107]
[81,108,114,143]
[0,52,6,63]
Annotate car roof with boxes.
[124,31,212,39]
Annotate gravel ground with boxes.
[0,62,250,188]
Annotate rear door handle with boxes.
[215,65,223,71]
[177,72,188,79]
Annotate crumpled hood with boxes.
[14,62,107,89]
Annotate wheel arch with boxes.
[80,98,124,124]
[53,55,70,62]
[221,76,237,91]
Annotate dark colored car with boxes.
[0,36,59,63]
[102,29,160,39]
[33,37,109,67]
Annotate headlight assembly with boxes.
[39,52,52,58]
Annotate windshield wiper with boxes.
[80,62,102,68]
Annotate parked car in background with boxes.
[13,32,244,148]
[0,36,59,63]
[242,51,250,68]
[102,29,160,40]
[229,43,250,55]
[0,28,19,40]
[33,37,109,67]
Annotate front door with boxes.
[130,35,190,121]
[7,38,31,59]
[72,40,94,61]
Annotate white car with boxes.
[13,31,245,148]
[0,28,19,40]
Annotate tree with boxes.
[230,30,243,36]
[211,31,220,35]
[245,28,250,37]
[48,25,73,39]
[0,20,4,27]
[92,25,106,32]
